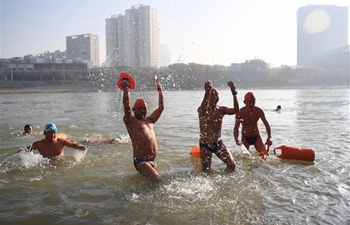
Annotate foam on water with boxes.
[0,152,51,173]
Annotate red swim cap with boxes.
[133,98,147,109]
[210,87,218,94]
[244,92,255,101]
[116,72,136,90]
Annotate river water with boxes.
[0,88,349,225]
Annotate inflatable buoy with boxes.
[190,146,200,158]
[273,145,315,162]
[56,133,75,143]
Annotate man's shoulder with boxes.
[239,106,248,113]
[254,106,264,113]
[33,139,45,144]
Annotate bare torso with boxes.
[199,106,227,144]
[126,117,157,161]
[238,106,263,137]
[32,138,66,158]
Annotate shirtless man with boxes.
[198,80,239,172]
[234,92,272,159]
[25,123,87,159]
[122,77,164,182]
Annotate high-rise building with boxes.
[66,33,100,68]
[297,5,348,66]
[105,4,160,68]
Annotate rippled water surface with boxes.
[0,88,349,225]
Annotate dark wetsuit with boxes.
[133,158,155,169]
[244,135,258,145]
[199,139,223,153]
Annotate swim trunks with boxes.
[244,135,258,145]
[133,158,155,169]
[199,139,223,153]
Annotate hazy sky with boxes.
[1,0,349,67]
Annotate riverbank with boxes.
[0,81,100,94]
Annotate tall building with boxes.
[297,5,348,66]
[105,4,160,68]
[66,33,100,68]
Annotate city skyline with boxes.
[106,5,160,68]
[1,0,349,67]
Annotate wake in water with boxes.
[0,148,89,175]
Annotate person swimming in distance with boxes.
[274,105,281,112]
[19,123,87,160]
[23,124,34,134]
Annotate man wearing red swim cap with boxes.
[234,92,272,159]
[198,80,239,172]
[121,76,164,182]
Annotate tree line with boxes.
[1,63,348,90]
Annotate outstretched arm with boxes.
[28,141,39,152]
[63,139,87,150]
[198,80,212,116]
[150,82,164,123]
[122,80,133,124]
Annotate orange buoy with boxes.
[190,146,200,158]
[56,133,75,143]
[273,145,315,162]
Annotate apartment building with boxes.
[105,4,160,68]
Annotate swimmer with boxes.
[121,73,164,182]
[23,124,34,134]
[198,80,239,172]
[81,135,129,145]
[234,92,272,159]
[19,123,87,159]
[274,105,282,112]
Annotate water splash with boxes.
[71,149,88,162]
[0,152,51,174]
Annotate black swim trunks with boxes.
[133,158,155,169]
[199,139,223,153]
[244,135,258,145]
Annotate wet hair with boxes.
[24,124,32,129]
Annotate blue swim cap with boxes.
[44,123,57,132]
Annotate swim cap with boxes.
[116,72,136,90]
[210,87,218,94]
[244,92,255,101]
[133,98,147,109]
[44,123,57,132]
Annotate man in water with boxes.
[198,80,239,172]
[234,92,272,159]
[121,77,164,182]
[23,124,34,134]
[81,135,129,145]
[22,123,87,159]
[274,105,281,112]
